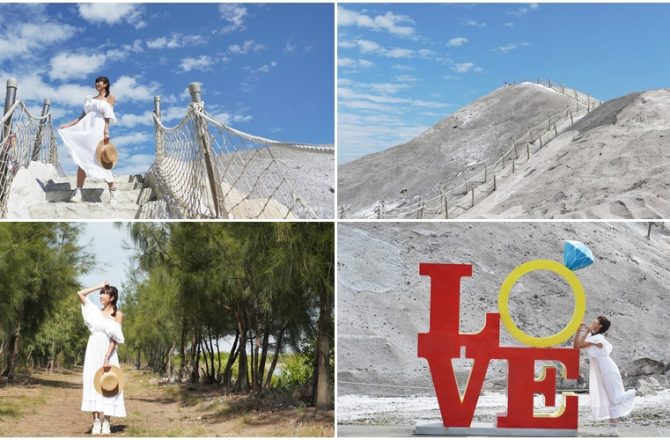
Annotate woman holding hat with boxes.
[573,316,635,435]
[78,281,126,435]
[59,76,118,203]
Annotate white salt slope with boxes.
[463,89,670,218]
[338,222,670,397]
[338,83,579,215]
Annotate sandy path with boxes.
[0,366,333,437]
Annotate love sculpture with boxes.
[417,259,587,435]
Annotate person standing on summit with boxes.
[59,76,119,203]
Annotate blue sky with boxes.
[0,3,333,176]
[338,3,670,163]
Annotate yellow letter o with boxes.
[498,259,586,348]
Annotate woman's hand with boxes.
[103,356,110,368]
[99,280,109,289]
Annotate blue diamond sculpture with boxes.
[563,240,594,271]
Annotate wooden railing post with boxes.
[189,82,227,218]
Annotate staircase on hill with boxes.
[5,167,172,219]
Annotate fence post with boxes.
[442,193,448,219]
[31,99,51,162]
[553,122,558,136]
[417,197,424,219]
[2,78,18,144]
[48,116,59,169]
[484,164,487,182]
[493,174,497,191]
[470,186,475,207]
[512,138,518,159]
[539,134,543,149]
[529,125,534,143]
[526,144,530,160]
[547,115,552,131]
[569,110,574,125]
[188,82,227,218]
[512,160,516,173]
[153,96,165,168]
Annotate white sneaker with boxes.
[101,419,111,435]
[91,418,102,435]
[71,188,82,203]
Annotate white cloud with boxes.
[283,39,296,53]
[113,153,155,176]
[146,33,206,49]
[340,39,417,59]
[507,3,539,18]
[0,21,78,62]
[228,40,265,55]
[493,42,529,54]
[505,22,515,28]
[338,58,374,70]
[112,132,151,147]
[461,19,486,28]
[112,76,161,102]
[451,62,483,73]
[337,6,415,37]
[339,86,448,109]
[211,112,253,125]
[219,4,247,34]
[49,52,107,81]
[116,111,153,129]
[448,37,468,47]
[179,55,215,72]
[78,4,145,28]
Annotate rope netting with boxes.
[151,102,333,219]
[0,100,61,216]
[341,80,602,219]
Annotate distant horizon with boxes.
[338,3,670,164]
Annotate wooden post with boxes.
[153,96,164,168]
[512,160,516,173]
[2,78,18,144]
[471,186,475,208]
[513,138,518,159]
[553,122,558,136]
[31,99,51,162]
[539,134,543,149]
[526,144,530,160]
[417,198,424,219]
[189,82,226,218]
[569,110,574,125]
[647,222,652,240]
[547,115,552,131]
[493,174,497,191]
[442,194,448,219]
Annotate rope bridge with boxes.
[341,79,602,219]
[150,83,334,219]
[0,79,62,216]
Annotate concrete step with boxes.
[27,201,141,219]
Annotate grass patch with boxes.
[0,403,20,418]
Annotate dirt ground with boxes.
[0,366,333,437]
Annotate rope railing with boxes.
[1,79,62,216]
[341,79,602,219]
[150,83,333,219]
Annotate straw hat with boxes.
[93,365,125,397]
[95,140,118,170]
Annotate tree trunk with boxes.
[249,330,257,391]
[178,316,187,381]
[1,324,22,380]
[258,327,271,389]
[134,345,141,370]
[314,289,332,409]
[222,330,240,391]
[264,329,284,390]
[234,322,249,393]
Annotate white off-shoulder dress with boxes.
[58,97,116,182]
[80,297,126,417]
[585,333,635,420]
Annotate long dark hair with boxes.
[101,285,119,317]
[596,315,611,334]
[95,76,111,97]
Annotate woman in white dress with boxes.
[59,76,117,202]
[573,315,635,435]
[78,281,126,435]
